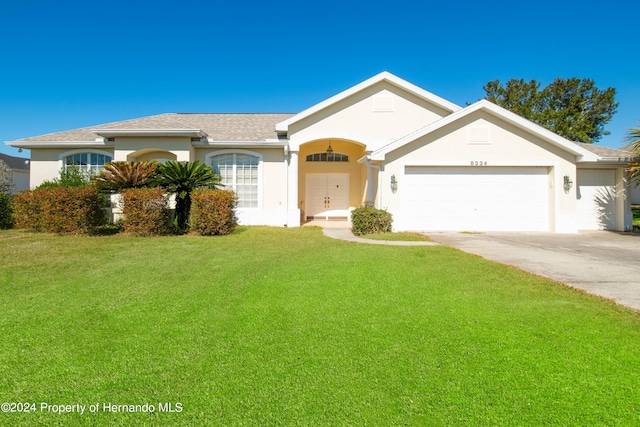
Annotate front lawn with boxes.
[1,227,639,425]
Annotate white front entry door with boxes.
[305,173,350,219]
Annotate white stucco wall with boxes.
[377,112,580,233]
[287,81,453,151]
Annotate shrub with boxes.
[93,161,159,192]
[189,189,237,235]
[36,167,92,189]
[12,187,106,234]
[0,192,13,229]
[351,204,393,236]
[121,188,173,236]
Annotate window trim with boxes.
[59,149,114,174]
[205,149,263,209]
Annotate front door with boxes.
[305,173,349,219]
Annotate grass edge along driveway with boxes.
[0,227,639,426]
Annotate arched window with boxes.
[209,151,260,208]
[62,151,112,174]
[306,152,349,162]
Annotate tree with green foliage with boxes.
[483,77,618,143]
[153,161,220,232]
[0,160,14,194]
[624,123,640,186]
[36,166,92,189]
[93,161,159,192]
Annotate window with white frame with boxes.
[210,153,259,208]
[63,152,112,174]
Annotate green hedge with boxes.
[12,187,106,234]
[121,188,173,236]
[0,193,12,229]
[189,189,238,235]
[351,205,393,236]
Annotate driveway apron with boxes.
[428,231,640,312]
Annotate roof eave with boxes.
[6,140,109,149]
[371,100,601,162]
[92,129,208,138]
[276,71,462,132]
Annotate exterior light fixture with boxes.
[563,175,573,193]
[390,174,398,193]
[326,144,334,154]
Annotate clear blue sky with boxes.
[1,0,638,157]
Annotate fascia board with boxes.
[275,71,462,132]
[92,129,207,138]
[193,140,286,148]
[6,141,108,149]
[371,100,600,162]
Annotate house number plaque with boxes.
[470,161,488,166]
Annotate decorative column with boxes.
[367,166,375,203]
[287,150,300,227]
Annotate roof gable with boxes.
[370,100,600,162]
[275,71,462,133]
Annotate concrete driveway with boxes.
[428,231,640,312]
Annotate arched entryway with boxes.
[298,139,367,220]
[126,149,177,163]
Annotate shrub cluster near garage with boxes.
[0,193,12,229]
[12,187,106,234]
[120,188,174,236]
[189,189,238,235]
[351,204,393,236]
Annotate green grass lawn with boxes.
[1,227,639,426]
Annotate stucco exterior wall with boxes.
[28,148,115,188]
[115,137,191,162]
[197,146,290,227]
[378,112,580,233]
[287,81,452,151]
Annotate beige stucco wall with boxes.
[115,137,191,162]
[28,148,115,188]
[288,81,452,152]
[196,146,290,226]
[378,111,580,233]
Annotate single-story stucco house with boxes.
[6,72,634,232]
[0,153,30,194]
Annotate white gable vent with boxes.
[468,126,491,144]
[372,95,394,112]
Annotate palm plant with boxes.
[624,124,640,186]
[93,161,159,192]
[154,160,220,231]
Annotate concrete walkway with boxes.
[304,220,438,246]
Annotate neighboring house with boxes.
[0,153,30,194]
[5,72,633,232]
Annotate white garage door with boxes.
[401,167,550,232]
[577,169,616,230]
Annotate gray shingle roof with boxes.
[571,141,635,160]
[11,113,296,143]
[0,153,30,171]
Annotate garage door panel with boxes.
[577,169,616,230]
[402,167,549,232]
